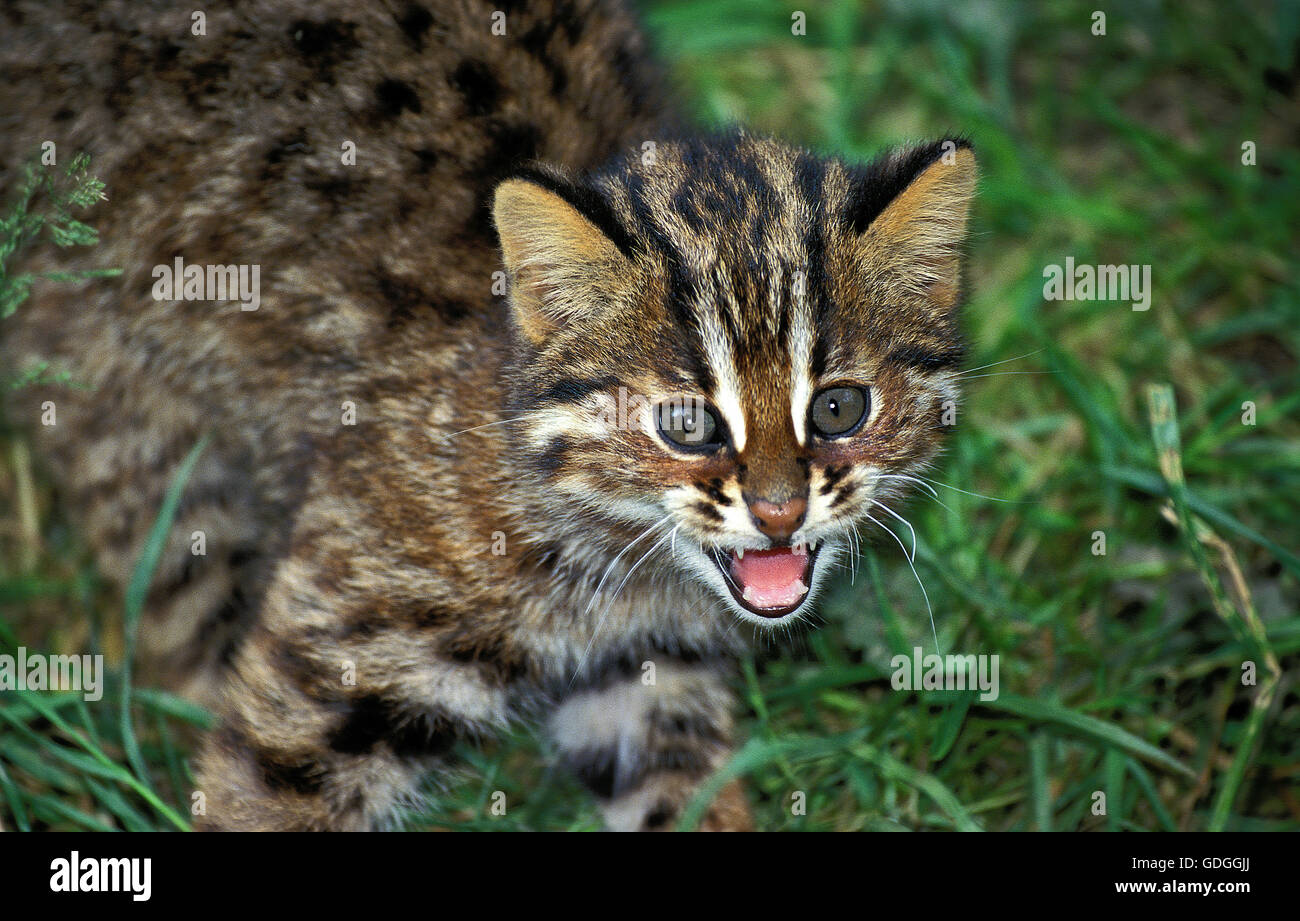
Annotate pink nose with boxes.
[746,496,807,540]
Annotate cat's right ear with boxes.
[845,139,978,313]
[492,175,633,346]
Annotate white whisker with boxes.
[441,413,545,441]
[867,513,941,656]
[570,527,675,687]
[960,370,1056,380]
[877,472,939,499]
[954,348,1046,377]
[871,500,916,561]
[913,473,1015,504]
[877,474,961,516]
[580,513,674,619]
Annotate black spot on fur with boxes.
[610,44,650,111]
[408,603,456,629]
[396,4,434,50]
[289,19,360,82]
[375,268,470,328]
[570,750,619,799]
[274,642,325,696]
[644,804,674,829]
[555,0,585,42]
[450,59,500,116]
[171,58,231,110]
[228,545,259,570]
[650,710,725,744]
[215,725,327,795]
[340,617,381,639]
[830,482,858,509]
[519,22,570,95]
[461,121,545,243]
[209,583,250,637]
[375,269,427,328]
[154,41,180,66]
[534,436,573,476]
[691,501,724,523]
[442,631,529,686]
[525,540,565,571]
[819,465,849,496]
[696,480,732,506]
[264,132,311,173]
[302,170,361,217]
[519,21,554,57]
[290,19,354,56]
[413,148,440,174]
[388,711,458,759]
[374,78,422,118]
[328,696,389,754]
[258,753,327,794]
[327,696,456,759]
[485,120,543,180]
[435,298,475,323]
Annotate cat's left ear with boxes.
[847,139,977,310]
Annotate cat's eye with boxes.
[656,400,722,450]
[810,386,869,438]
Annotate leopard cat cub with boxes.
[0,0,975,830]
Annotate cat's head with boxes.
[492,131,975,626]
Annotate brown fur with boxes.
[1,0,974,830]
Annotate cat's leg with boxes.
[191,552,510,831]
[549,659,753,831]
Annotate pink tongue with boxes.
[730,548,808,609]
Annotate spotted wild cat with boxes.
[0,0,975,830]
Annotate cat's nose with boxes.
[746,495,807,541]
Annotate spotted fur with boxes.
[1,0,974,830]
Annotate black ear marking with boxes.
[844,137,973,234]
[504,165,639,260]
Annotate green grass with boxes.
[2,0,1297,831]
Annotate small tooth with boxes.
[736,548,744,560]
[794,580,808,595]
[793,541,808,556]
[742,586,756,603]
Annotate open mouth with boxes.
[710,542,820,618]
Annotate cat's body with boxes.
[1,0,975,830]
